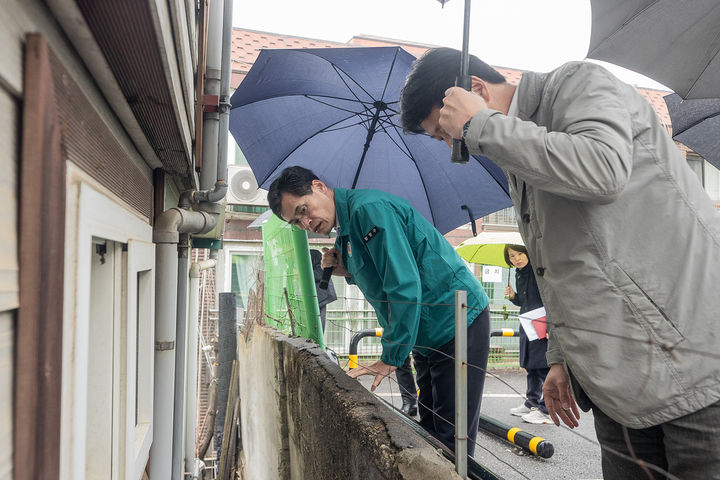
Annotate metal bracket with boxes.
[203,94,219,112]
[155,341,175,351]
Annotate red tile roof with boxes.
[232,28,348,87]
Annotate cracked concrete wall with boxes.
[237,323,463,480]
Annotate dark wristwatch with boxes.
[461,118,472,140]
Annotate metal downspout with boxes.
[172,234,190,480]
[151,208,216,480]
[194,0,224,207]
[185,258,216,474]
[194,0,233,205]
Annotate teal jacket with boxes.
[333,188,489,367]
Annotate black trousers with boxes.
[524,367,550,414]
[569,369,720,479]
[319,305,327,331]
[413,307,490,457]
[395,356,417,404]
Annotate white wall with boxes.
[0,312,13,479]
[0,9,21,480]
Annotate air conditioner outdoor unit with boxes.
[226,165,268,206]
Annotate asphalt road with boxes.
[359,369,604,480]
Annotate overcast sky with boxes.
[232,0,669,91]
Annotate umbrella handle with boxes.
[451,0,472,165]
[451,76,471,164]
[451,138,469,164]
[461,205,476,236]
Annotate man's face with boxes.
[279,180,336,235]
[420,105,453,147]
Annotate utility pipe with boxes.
[194,0,233,205]
[150,209,216,480]
[197,0,223,197]
[172,234,190,480]
[150,242,181,480]
[185,257,216,473]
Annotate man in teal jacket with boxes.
[268,166,490,456]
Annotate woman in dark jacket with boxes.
[504,244,551,424]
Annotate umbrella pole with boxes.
[352,101,387,188]
[451,0,472,164]
[504,267,513,300]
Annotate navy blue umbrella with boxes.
[665,93,720,171]
[229,46,511,235]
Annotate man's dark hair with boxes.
[400,47,506,134]
[267,166,319,220]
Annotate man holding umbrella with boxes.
[267,165,490,457]
[400,47,720,478]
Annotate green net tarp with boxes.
[261,213,325,348]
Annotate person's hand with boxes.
[543,363,581,428]
[346,359,397,392]
[504,285,515,300]
[321,247,349,277]
[439,86,488,139]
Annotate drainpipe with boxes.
[185,257,216,474]
[191,0,230,207]
[151,209,216,480]
[161,0,233,474]
[212,0,234,197]
[171,233,190,480]
[191,459,205,480]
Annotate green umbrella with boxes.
[455,231,524,267]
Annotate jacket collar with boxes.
[516,70,547,122]
[333,188,351,237]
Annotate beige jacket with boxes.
[464,61,720,428]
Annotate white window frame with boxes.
[220,242,263,293]
[127,239,155,479]
[61,165,154,480]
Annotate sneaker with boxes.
[509,404,531,417]
[400,400,418,417]
[522,407,551,424]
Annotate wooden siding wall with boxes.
[48,52,153,219]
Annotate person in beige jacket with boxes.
[400,47,720,479]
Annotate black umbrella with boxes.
[588,0,720,99]
[664,93,720,171]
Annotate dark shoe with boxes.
[400,400,417,417]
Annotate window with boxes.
[704,160,720,203]
[687,153,720,203]
[230,253,263,311]
[86,239,124,479]
[128,241,154,479]
[482,207,517,227]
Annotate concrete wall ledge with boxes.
[237,322,462,480]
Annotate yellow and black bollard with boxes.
[490,328,518,337]
[478,413,554,458]
[348,327,383,369]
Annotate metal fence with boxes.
[325,305,521,369]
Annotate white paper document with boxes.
[518,307,547,341]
